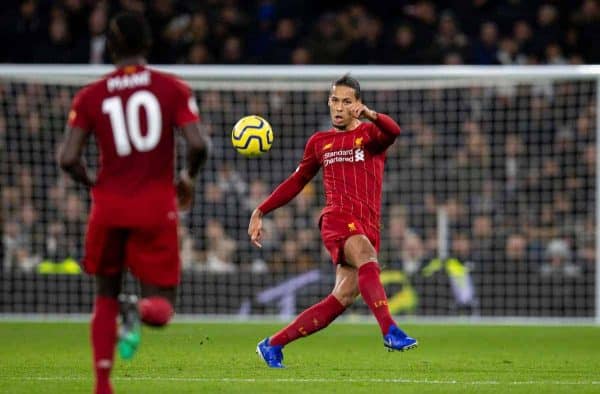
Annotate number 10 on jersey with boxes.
[102,90,162,156]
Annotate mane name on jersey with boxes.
[107,71,151,92]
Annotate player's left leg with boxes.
[343,234,418,351]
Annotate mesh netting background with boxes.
[1,76,596,317]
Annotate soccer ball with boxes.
[231,115,273,157]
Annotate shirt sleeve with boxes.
[367,113,401,152]
[173,79,200,127]
[295,134,321,181]
[67,87,93,131]
[258,135,320,215]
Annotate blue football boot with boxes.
[383,325,418,352]
[256,338,284,368]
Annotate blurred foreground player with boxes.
[249,75,417,368]
[58,12,210,394]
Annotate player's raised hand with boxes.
[248,208,264,248]
[176,169,194,212]
[349,103,377,121]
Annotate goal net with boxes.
[1,65,598,320]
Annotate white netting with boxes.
[0,66,597,318]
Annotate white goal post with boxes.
[0,65,599,323]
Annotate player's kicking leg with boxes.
[257,265,356,368]
[257,294,347,367]
[344,234,418,352]
[118,283,175,360]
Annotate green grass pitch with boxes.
[1,321,599,393]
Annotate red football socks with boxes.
[139,296,173,327]
[270,294,346,347]
[91,296,119,394]
[358,261,396,335]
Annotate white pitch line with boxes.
[3,377,600,385]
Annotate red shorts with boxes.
[83,214,181,287]
[319,211,380,265]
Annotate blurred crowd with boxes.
[1,77,596,287]
[1,0,599,65]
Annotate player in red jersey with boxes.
[58,12,210,394]
[250,75,417,368]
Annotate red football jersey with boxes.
[296,115,400,230]
[68,65,199,226]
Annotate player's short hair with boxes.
[107,12,152,61]
[332,74,361,99]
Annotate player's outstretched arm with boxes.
[248,135,320,248]
[176,122,211,211]
[247,171,311,249]
[57,126,95,187]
